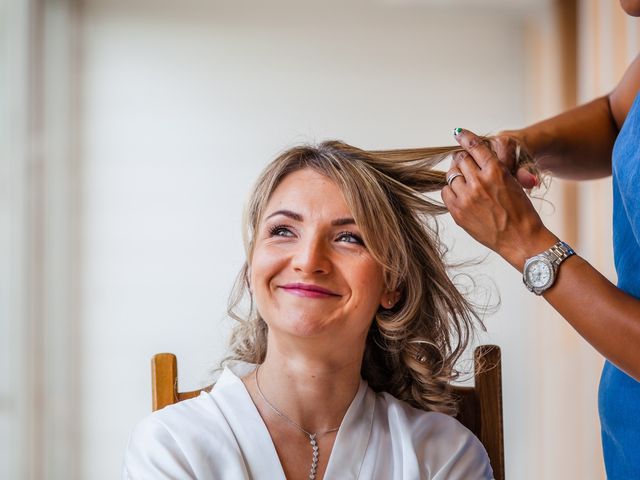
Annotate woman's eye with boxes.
[336,231,364,245]
[268,225,294,237]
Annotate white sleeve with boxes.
[430,427,494,480]
[379,394,495,480]
[122,415,197,480]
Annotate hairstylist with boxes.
[441,5,640,478]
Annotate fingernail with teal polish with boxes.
[453,127,463,136]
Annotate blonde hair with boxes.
[224,139,534,414]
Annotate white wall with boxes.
[79,1,587,479]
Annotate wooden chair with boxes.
[151,344,504,480]
[451,345,505,480]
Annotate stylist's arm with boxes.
[441,128,640,381]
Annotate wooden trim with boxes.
[1,1,82,478]
[151,353,179,411]
[152,353,210,410]
[41,2,83,478]
[612,0,628,78]
[557,0,578,109]
[475,345,504,480]
[1,1,32,477]
[556,0,579,248]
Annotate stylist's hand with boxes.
[450,131,539,189]
[442,128,557,269]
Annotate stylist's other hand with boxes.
[442,128,557,268]
[450,130,539,189]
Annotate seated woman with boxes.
[123,140,507,479]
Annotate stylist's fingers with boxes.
[454,128,512,187]
[453,129,539,188]
[441,183,456,208]
[455,152,481,186]
[516,168,538,189]
[450,150,479,174]
[453,128,497,169]
[489,134,516,171]
[447,156,467,184]
[443,167,463,198]
[491,133,539,189]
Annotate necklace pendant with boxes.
[309,434,319,479]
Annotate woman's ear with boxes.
[381,291,400,309]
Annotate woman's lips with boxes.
[280,283,340,299]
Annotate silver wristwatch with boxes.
[522,240,575,295]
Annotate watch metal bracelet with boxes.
[547,240,575,267]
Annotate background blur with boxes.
[1,0,637,478]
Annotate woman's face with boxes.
[250,168,390,344]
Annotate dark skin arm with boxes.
[503,96,617,180]
[494,53,640,185]
[442,54,640,381]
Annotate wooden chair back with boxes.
[151,344,504,480]
[450,345,505,480]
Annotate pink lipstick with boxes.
[280,283,340,299]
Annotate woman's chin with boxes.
[272,315,333,339]
[289,323,331,339]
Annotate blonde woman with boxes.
[123,141,513,479]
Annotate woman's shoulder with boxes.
[125,393,219,460]
[373,391,493,478]
[610,53,640,128]
[124,366,254,461]
[133,392,215,433]
[375,390,473,437]
[122,393,237,479]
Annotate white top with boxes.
[123,363,493,479]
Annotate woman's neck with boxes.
[244,333,364,434]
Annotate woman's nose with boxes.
[291,236,331,274]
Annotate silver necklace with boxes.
[254,366,339,480]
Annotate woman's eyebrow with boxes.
[265,209,302,221]
[264,210,355,227]
[331,217,356,226]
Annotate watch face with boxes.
[526,260,552,288]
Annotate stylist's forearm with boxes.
[546,257,640,381]
[501,232,640,382]
[504,96,618,180]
